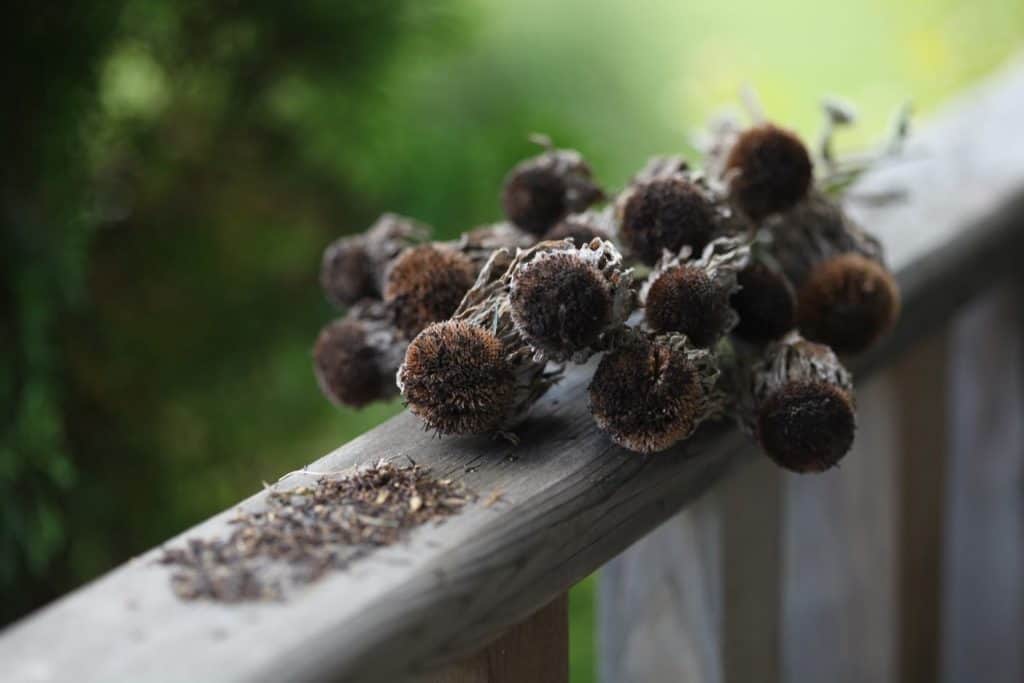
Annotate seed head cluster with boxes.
[313,110,904,474]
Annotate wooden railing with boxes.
[3,58,1024,683]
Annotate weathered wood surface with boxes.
[3,57,1024,683]
[426,595,568,683]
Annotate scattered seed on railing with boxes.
[159,461,475,602]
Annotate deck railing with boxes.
[3,57,1024,683]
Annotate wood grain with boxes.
[3,54,1024,683]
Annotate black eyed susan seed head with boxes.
[384,245,477,339]
[726,124,813,221]
[501,149,604,235]
[641,237,750,347]
[320,237,375,308]
[796,253,900,354]
[398,321,516,435]
[509,239,635,362]
[589,333,722,454]
[313,318,387,408]
[617,177,718,265]
[730,261,797,343]
[757,380,856,473]
[750,336,856,472]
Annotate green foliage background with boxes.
[2,1,1022,679]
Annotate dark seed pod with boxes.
[384,245,477,338]
[398,321,516,435]
[725,124,813,221]
[509,239,634,362]
[313,302,406,408]
[320,213,429,307]
[588,331,723,454]
[543,210,613,246]
[796,252,900,354]
[616,168,719,266]
[501,147,604,235]
[398,249,563,435]
[766,192,884,288]
[749,335,856,473]
[730,260,797,344]
[642,237,750,348]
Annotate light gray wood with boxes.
[427,594,568,683]
[4,54,1024,683]
[894,333,951,683]
[940,282,1024,683]
[781,373,900,683]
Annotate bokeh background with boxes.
[2,0,1022,679]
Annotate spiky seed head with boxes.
[320,237,375,307]
[543,216,611,246]
[726,124,813,221]
[644,264,732,348]
[384,245,477,339]
[398,321,516,435]
[501,152,603,235]
[313,318,385,408]
[757,381,856,472]
[509,252,613,356]
[796,253,900,354]
[731,261,797,343]
[619,178,717,265]
[588,337,707,454]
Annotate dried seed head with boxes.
[730,261,797,343]
[796,253,900,354]
[384,245,477,338]
[313,313,400,408]
[319,213,429,307]
[751,336,856,472]
[509,239,635,362]
[617,177,718,265]
[320,237,375,307]
[642,237,750,348]
[543,214,612,246]
[726,124,813,221]
[589,333,722,454]
[501,148,604,235]
[398,321,516,435]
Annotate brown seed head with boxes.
[644,264,731,348]
[726,124,813,221]
[619,178,717,265]
[797,253,900,354]
[398,321,516,435]
[320,237,375,307]
[731,261,797,343]
[501,151,603,235]
[384,245,477,338]
[757,381,856,472]
[589,336,711,454]
[510,252,613,356]
[543,215,611,246]
[313,318,386,408]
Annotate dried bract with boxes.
[384,244,477,338]
[797,252,900,354]
[730,260,797,344]
[501,147,604,235]
[313,302,407,408]
[589,331,723,454]
[748,335,856,472]
[725,123,813,221]
[509,239,635,362]
[642,237,750,347]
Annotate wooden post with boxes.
[427,594,569,683]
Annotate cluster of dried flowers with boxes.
[314,106,905,473]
